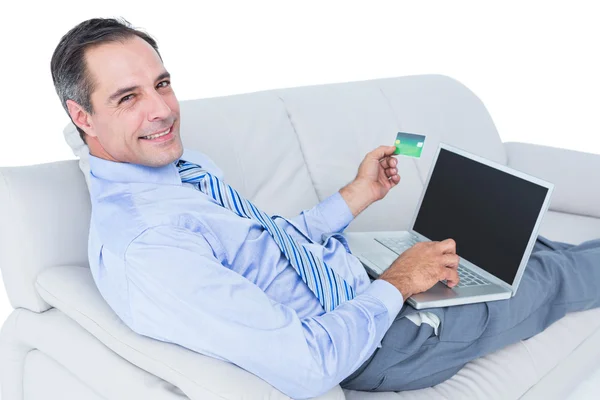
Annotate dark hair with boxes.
[50,18,162,144]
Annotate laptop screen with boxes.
[413,148,549,285]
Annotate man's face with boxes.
[80,36,183,167]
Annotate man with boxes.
[51,18,600,399]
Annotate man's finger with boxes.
[388,174,401,184]
[371,145,398,160]
[379,155,398,169]
[438,238,457,254]
[384,167,398,177]
[443,266,460,287]
[442,254,460,269]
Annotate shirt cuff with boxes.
[315,191,355,233]
[363,279,404,327]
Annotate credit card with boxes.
[393,131,426,158]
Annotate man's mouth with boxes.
[140,125,173,140]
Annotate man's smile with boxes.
[139,124,174,141]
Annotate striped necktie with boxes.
[176,159,355,312]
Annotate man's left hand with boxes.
[340,145,401,217]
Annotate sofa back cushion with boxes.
[271,75,506,232]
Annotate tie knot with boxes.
[176,159,203,171]
[176,159,208,185]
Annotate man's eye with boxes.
[157,80,171,89]
[119,94,134,104]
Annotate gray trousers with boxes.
[340,235,600,392]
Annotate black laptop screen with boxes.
[413,148,549,285]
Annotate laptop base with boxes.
[407,282,511,310]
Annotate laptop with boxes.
[342,143,554,309]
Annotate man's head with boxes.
[51,18,183,166]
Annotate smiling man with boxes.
[51,18,600,399]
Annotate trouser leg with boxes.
[341,236,600,392]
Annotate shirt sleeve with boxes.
[287,191,355,244]
[124,225,403,399]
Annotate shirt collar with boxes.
[89,152,184,186]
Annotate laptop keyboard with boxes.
[375,236,418,254]
[374,236,491,288]
[455,265,490,288]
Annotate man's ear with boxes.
[66,99,97,138]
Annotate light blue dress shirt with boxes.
[87,148,404,399]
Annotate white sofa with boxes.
[1,74,600,400]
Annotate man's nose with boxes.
[147,91,172,121]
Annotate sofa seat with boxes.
[344,309,600,399]
[24,350,106,400]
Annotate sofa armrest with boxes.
[0,160,91,313]
[504,142,600,219]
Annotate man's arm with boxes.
[287,191,355,244]
[288,145,401,243]
[124,225,403,399]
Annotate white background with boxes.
[0,1,599,397]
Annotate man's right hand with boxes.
[378,239,460,300]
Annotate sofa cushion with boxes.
[270,75,505,233]
[33,265,345,400]
[272,78,425,233]
[505,142,600,219]
[362,75,508,180]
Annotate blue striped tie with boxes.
[176,159,355,312]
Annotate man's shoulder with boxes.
[89,186,183,256]
[90,183,223,258]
